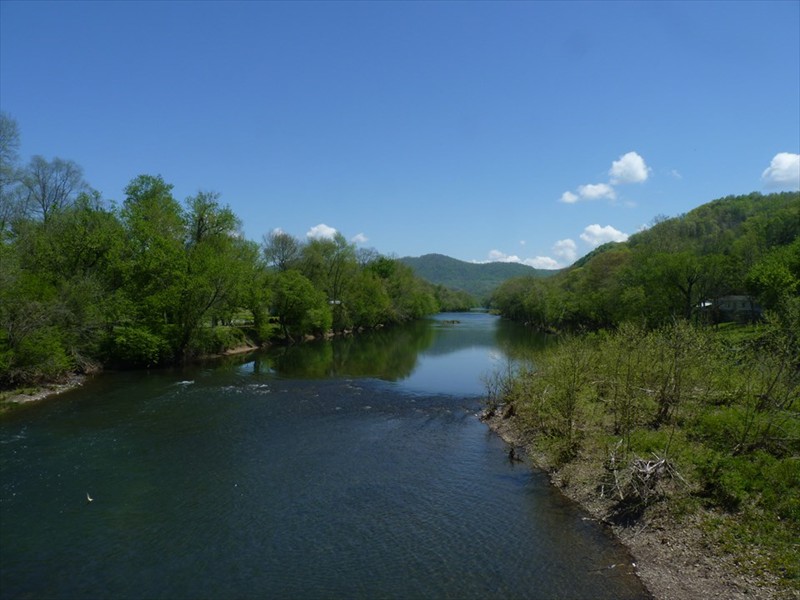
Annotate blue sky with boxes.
[2,0,798,268]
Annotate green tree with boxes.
[300,234,358,330]
[346,270,392,328]
[175,191,246,358]
[270,270,332,342]
[263,230,300,272]
[746,239,800,311]
[117,175,186,357]
[0,187,126,383]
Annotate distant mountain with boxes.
[400,253,557,301]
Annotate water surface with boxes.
[1,313,650,599]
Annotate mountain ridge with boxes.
[400,253,557,302]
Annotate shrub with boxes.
[108,326,168,367]
[188,326,249,356]
[13,327,73,383]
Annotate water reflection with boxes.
[253,312,549,387]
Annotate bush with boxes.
[12,327,73,383]
[696,450,800,519]
[108,326,168,367]
[188,326,249,356]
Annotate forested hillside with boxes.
[0,114,468,389]
[401,253,555,303]
[491,192,799,330]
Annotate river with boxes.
[0,312,650,599]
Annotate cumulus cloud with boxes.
[580,224,629,247]
[559,184,615,203]
[762,152,800,189]
[561,151,652,204]
[306,223,337,240]
[560,191,579,204]
[485,250,557,269]
[485,242,572,270]
[609,151,651,184]
[488,249,521,263]
[577,183,616,200]
[527,256,561,269]
[553,238,577,264]
[351,232,368,244]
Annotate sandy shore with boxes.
[483,413,791,600]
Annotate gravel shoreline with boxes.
[1,375,87,408]
[483,413,791,600]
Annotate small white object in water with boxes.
[177,380,194,385]
[86,492,93,503]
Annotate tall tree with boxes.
[118,175,186,344]
[19,156,88,222]
[300,233,357,330]
[0,112,21,234]
[176,191,248,357]
[263,230,300,272]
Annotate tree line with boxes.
[0,113,472,388]
[490,191,799,331]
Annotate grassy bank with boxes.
[484,314,798,598]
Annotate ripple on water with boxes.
[0,319,648,600]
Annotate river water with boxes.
[0,312,650,599]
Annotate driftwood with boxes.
[629,456,669,503]
[602,440,685,505]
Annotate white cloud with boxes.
[351,232,368,244]
[609,151,651,184]
[306,223,337,240]
[485,246,566,270]
[560,151,651,206]
[560,185,615,203]
[761,152,800,189]
[580,224,629,247]
[670,169,682,179]
[577,183,616,201]
[527,256,561,269]
[488,249,521,263]
[560,190,579,204]
[486,250,539,267]
[553,238,577,263]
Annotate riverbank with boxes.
[0,343,263,415]
[0,375,87,414]
[484,412,791,600]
